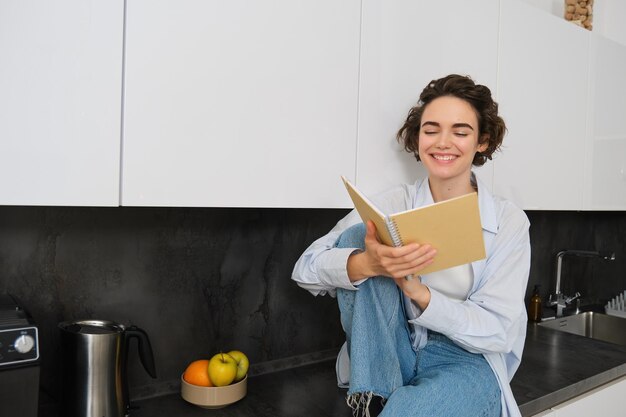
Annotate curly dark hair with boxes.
[396,74,506,166]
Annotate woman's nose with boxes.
[435,132,452,149]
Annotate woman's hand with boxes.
[347,221,437,282]
[393,275,432,311]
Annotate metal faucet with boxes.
[549,250,615,317]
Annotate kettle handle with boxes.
[125,325,157,378]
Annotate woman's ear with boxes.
[478,134,490,153]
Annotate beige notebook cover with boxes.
[342,176,486,275]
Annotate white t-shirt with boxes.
[404,263,474,321]
[423,263,474,302]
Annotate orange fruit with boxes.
[183,359,213,387]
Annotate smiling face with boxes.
[418,96,487,190]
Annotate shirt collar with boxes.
[413,172,498,235]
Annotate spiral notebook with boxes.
[342,176,486,275]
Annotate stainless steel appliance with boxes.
[0,294,40,417]
[58,319,157,417]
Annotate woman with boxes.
[292,74,530,417]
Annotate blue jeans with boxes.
[335,224,501,417]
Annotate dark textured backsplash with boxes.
[0,206,624,406]
[0,206,349,404]
[525,211,626,306]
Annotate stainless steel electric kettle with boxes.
[58,319,157,417]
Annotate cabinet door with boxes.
[552,376,626,416]
[356,0,499,195]
[531,410,556,417]
[493,0,590,210]
[586,34,626,209]
[122,0,360,208]
[593,0,626,46]
[0,0,124,206]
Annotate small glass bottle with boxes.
[528,285,543,322]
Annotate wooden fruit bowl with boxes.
[180,374,247,409]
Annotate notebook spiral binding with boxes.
[386,218,413,281]
[386,218,403,247]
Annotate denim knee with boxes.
[335,223,366,251]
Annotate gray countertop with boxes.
[131,324,626,417]
[514,323,626,415]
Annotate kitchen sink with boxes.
[538,312,626,347]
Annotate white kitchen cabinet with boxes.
[594,0,626,47]
[530,375,626,416]
[552,375,626,416]
[585,34,626,209]
[122,0,361,208]
[355,0,499,196]
[493,0,590,210]
[530,409,556,417]
[0,0,124,206]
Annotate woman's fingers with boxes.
[392,257,436,278]
[374,244,437,278]
[362,221,438,278]
[385,254,436,278]
[376,243,436,264]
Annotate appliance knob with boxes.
[14,334,35,354]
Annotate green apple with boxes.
[227,350,249,382]
[207,353,237,387]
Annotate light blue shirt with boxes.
[291,174,531,417]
